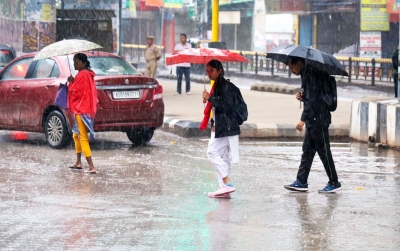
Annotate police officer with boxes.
[144,36,161,78]
[284,57,342,193]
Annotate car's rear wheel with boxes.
[45,110,71,149]
[126,128,154,146]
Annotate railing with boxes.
[121,44,396,86]
[121,44,166,65]
[225,51,395,86]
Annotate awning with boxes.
[57,9,116,20]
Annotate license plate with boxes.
[112,90,140,99]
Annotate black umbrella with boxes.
[266,44,348,76]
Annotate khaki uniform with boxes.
[144,44,161,78]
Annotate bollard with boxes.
[240,51,243,73]
[288,67,291,78]
[271,59,274,76]
[348,57,352,83]
[371,58,375,86]
[255,53,258,75]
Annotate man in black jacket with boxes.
[284,57,342,193]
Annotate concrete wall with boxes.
[350,97,400,147]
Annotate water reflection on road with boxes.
[0,131,398,250]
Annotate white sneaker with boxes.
[173,92,181,96]
[186,92,191,95]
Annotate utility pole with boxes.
[119,0,122,56]
[211,0,219,42]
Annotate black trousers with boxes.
[394,73,398,98]
[296,125,339,185]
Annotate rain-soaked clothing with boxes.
[68,68,98,158]
[207,131,239,187]
[68,69,98,117]
[297,126,338,184]
[207,78,242,187]
[300,66,332,127]
[73,115,93,157]
[297,65,339,185]
[145,44,161,78]
[208,78,242,138]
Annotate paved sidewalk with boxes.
[160,79,351,138]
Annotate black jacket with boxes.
[300,66,332,127]
[209,78,242,138]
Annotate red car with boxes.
[0,51,164,148]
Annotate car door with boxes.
[18,58,61,128]
[0,57,33,128]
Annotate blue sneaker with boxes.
[284,180,308,192]
[318,182,342,193]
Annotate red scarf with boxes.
[199,85,215,130]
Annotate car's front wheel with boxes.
[45,110,71,149]
[126,128,154,146]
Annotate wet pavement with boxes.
[0,130,399,250]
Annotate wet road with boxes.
[0,131,399,250]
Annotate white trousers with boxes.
[207,132,239,187]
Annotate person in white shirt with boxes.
[174,34,192,95]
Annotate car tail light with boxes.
[1,50,9,54]
[153,85,163,100]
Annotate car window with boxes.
[1,57,33,80]
[32,59,59,78]
[67,56,141,76]
[0,50,12,67]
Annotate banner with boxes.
[387,0,399,13]
[361,0,390,31]
[145,0,163,7]
[39,22,56,50]
[23,21,39,53]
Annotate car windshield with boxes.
[0,50,12,67]
[67,56,141,76]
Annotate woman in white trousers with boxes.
[201,60,247,198]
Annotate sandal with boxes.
[69,165,83,170]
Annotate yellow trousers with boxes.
[73,115,92,157]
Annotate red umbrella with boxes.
[165,48,249,65]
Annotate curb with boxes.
[250,83,300,95]
[162,117,349,139]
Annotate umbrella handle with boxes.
[67,54,72,76]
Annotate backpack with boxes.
[325,76,337,112]
[234,88,248,125]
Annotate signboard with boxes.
[280,0,303,12]
[265,0,280,13]
[220,0,231,5]
[164,0,183,8]
[219,11,241,24]
[361,0,390,31]
[360,32,382,58]
[145,0,163,7]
